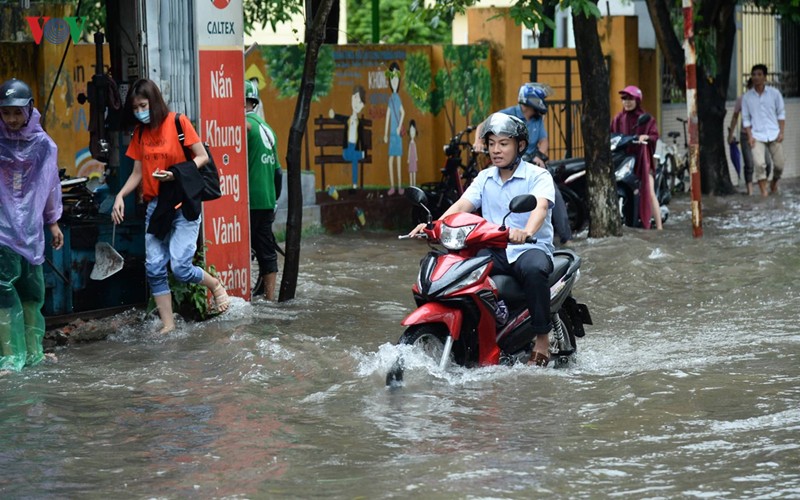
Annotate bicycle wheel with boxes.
[665,154,678,193]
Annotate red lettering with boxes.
[26,16,50,45]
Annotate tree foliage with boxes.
[346,0,451,44]
[243,0,304,34]
[403,46,491,133]
[262,45,335,100]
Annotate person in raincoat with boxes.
[0,78,63,374]
[611,85,661,230]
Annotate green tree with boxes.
[346,0,451,44]
[247,0,336,301]
[645,0,800,196]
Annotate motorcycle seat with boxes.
[668,131,681,139]
[492,254,572,305]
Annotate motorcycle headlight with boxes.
[442,263,489,295]
[440,223,476,250]
[615,158,635,182]
[610,135,622,151]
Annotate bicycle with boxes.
[663,117,689,194]
[413,126,483,223]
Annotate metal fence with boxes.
[523,55,585,160]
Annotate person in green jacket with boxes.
[245,80,282,301]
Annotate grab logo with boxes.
[212,0,231,9]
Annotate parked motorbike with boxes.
[543,154,590,232]
[413,126,481,224]
[60,173,97,220]
[613,113,670,228]
[544,114,671,230]
[386,187,592,386]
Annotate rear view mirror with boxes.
[637,113,652,127]
[405,186,427,206]
[509,194,537,213]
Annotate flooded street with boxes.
[2,186,800,498]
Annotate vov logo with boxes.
[26,16,88,45]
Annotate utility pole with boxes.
[372,0,379,43]
[683,0,702,238]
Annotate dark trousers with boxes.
[479,247,553,334]
[250,209,278,275]
[552,188,572,244]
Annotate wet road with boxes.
[2,185,799,498]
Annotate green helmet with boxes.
[245,80,259,104]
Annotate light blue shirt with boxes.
[741,86,785,142]
[499,105,548,156]
[462,160,555,262]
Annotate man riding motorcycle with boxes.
[410,113,556,366]
[472,82,571,245]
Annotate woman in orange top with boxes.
[112,79,229,333]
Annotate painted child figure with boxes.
[407,119,418,187]
[0,78,63,374]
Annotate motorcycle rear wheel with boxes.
[550,312,578,367]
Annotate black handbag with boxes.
[174,113,222,201]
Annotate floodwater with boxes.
[2,185,800,499]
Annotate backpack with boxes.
[174,113,222,201]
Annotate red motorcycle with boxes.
[386,187,592,386]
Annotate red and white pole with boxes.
[683,0,702,237]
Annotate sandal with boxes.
[211,283,231,313]
[529,351,550,367]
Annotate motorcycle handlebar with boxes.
[510,236,537,244]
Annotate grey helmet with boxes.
[517,82,553,115]
[479,113,528,142]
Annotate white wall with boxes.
[661,98,799,186]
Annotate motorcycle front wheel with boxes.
[617,185,634,227]
[386,324,462,386]
[398,324,466,365]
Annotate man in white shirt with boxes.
[742,64,786,196]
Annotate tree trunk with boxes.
[279,0,335,302]
[572,4,621,238]
[313,0,339,44]
[539,0,557,48]
[697,71,736,195]
[645,0,738,195]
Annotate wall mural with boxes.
[247,44,491,192]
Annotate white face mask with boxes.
[135,110,151,124]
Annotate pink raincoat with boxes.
[611,108,659,229]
